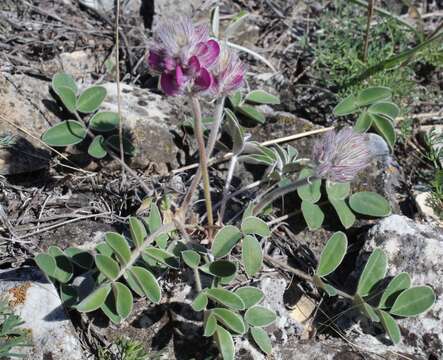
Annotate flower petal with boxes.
[195,40,220,68]
[193,67,212,92]
[187,56,201,76]
[160,72,180,96]
[175,65,186,86]
[148,50,164,72]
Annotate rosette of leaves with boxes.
[228,90,280,125]
[41,72,134,159]
[182,216,276,358]
[296,170,392,230]
[312,232,435,345]
[35,202,176,324]
[333,86,399,149]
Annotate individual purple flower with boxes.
[312,127,372,182]
[209,46,246,96]
[148,17,220,96]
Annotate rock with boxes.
[0,72,180,173]
[355,215,443,359]
[0,73,53,174]
[0,137,49,175]
[41,50,105,81]
[39,220,115,250]
[79,0,141,16]
[100,82,179,171]
[413,191,442,225]
[153,0,202,20]
[0,267,85,360]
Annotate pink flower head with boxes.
[148,17,220,96]
[312,127,372,182]
[210,46,246,96]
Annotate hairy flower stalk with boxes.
[149,22,246,239]
[253,128,372,215]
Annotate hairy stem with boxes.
[115,0,127,187]
[179,97,226,220]
[253,176,319,215]
[193,267,203,292]
[116,222,176,280]
[263,255,353,300]
[189,96,214,239]
[218,154,238,224]
[175,219,202,292]
[206,97,226,157]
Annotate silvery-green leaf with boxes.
[212,308,246,334]
[241,216,271,237]
[76,284,111,312]
[316,232,347,277]
[357,249,388,297]
[211,225,242,258]
[242,235,263,276]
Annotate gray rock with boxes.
[0,72,180,173]
[0,267,84,360]
[413,190,442,225]
[42,50,105,81]
[153,0,202,20]
[100,82,179,171]
[79,0,141,16]
[355,215,443,359]
[40,220,115,250]
[0,73,52,174]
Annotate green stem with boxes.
[253,176,319,215]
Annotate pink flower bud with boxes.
[210,46,246,96]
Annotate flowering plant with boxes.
[35,11,435,360]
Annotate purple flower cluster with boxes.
[312,127,372,182]
[148,17,245,97]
